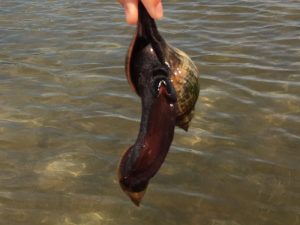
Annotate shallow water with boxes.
[0,0,299,224]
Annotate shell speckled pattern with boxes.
[165,46,200,131]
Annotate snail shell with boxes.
[163,46,200,130]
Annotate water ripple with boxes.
[1,1,299,225]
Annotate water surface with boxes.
[0,0,299,225]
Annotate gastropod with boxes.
[118,1,200,206]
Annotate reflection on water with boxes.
[0,0,299,224]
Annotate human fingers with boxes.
[119,0,139,25]
[141,0,163,20]
[119,0,163,25]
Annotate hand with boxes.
[119,0,163,25]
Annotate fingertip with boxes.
[126,13,138,25]
[154,2,163,19]
[124,1,138,25]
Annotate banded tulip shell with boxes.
[118,1,200,206]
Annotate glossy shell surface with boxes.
[164,46,200,130]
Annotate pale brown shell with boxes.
[164,46,200,131]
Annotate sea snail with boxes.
[118,1,200,206]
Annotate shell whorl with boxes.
[164,46,200,131]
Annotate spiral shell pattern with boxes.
[165,46,200,131]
